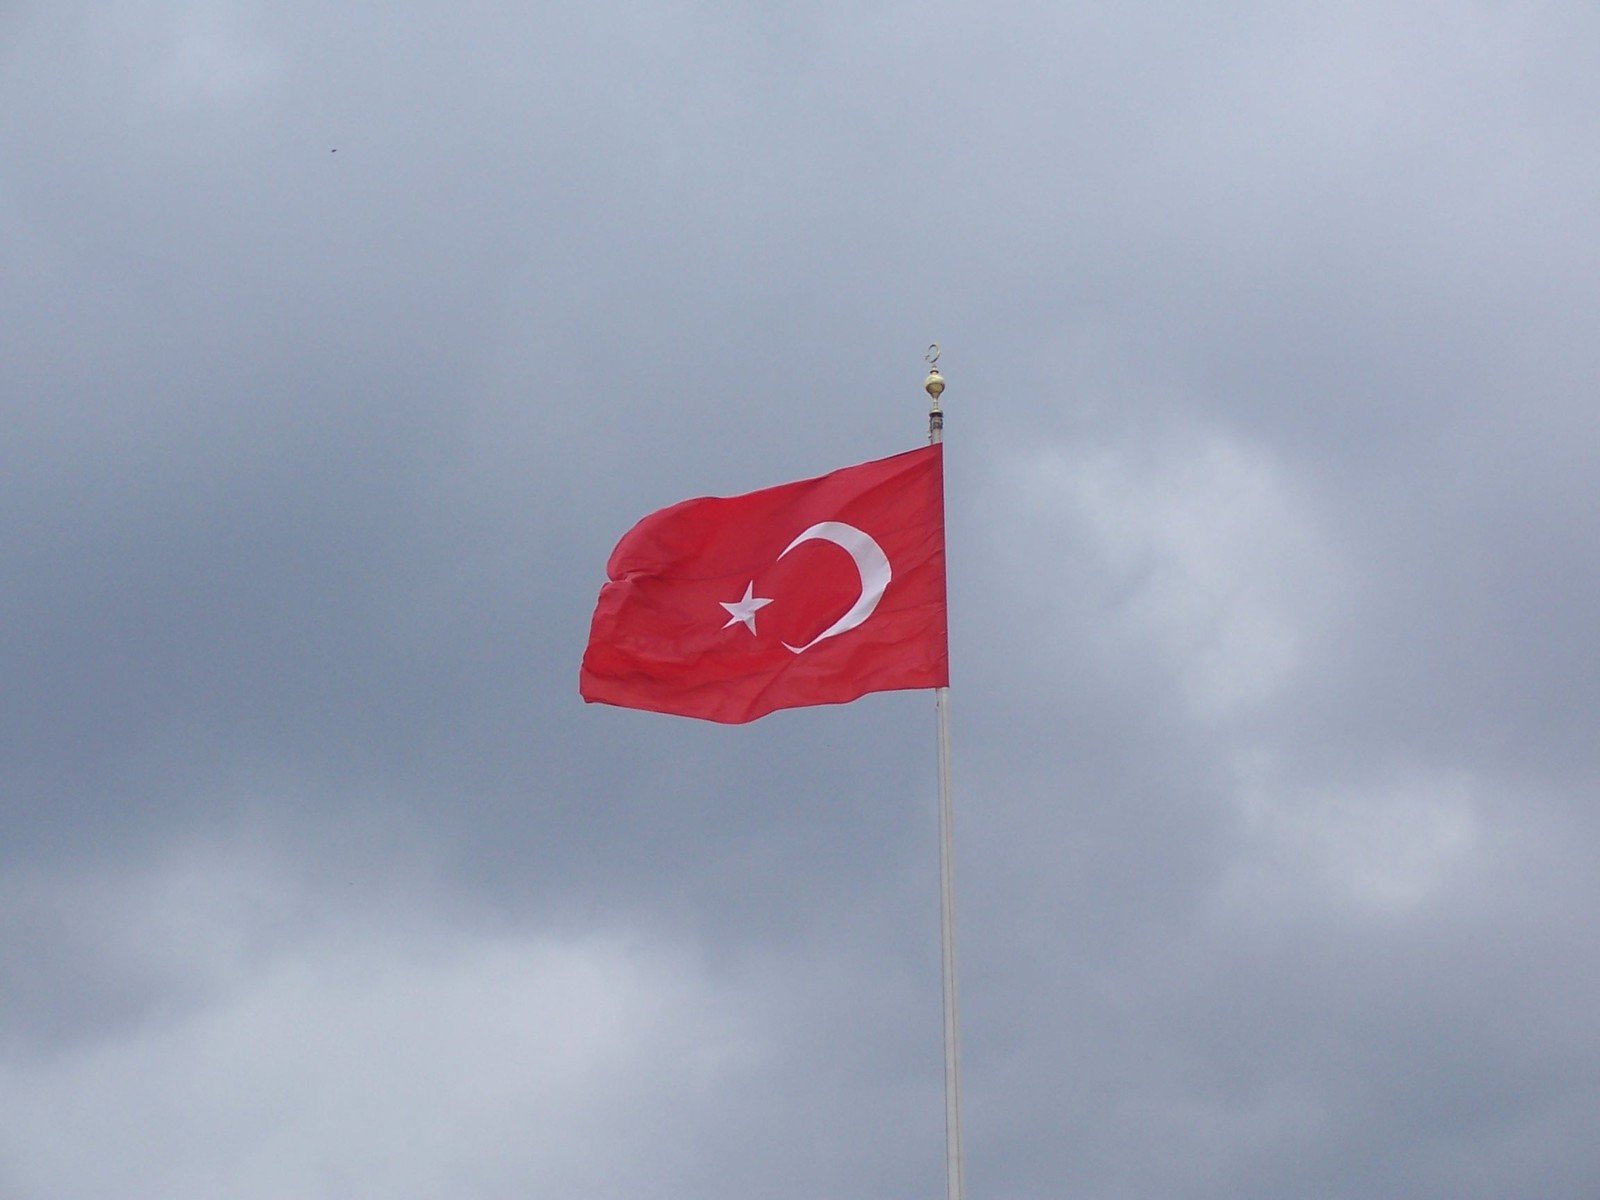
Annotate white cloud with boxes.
[0,846,758,1200]
[989,421,1345,720]
[1226,757,1485,914]
[154,3,280,105]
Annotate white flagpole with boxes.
[925,346,965,1200]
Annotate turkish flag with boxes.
[580,445,947,723]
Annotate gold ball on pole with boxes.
[924,341,945,410]
[924,343,946,445]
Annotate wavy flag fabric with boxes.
[580,445,948,723]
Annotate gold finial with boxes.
[924,342,945,410]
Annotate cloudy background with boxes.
[4,2,1598,1197]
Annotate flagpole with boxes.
[925,346,965,1200]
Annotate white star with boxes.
[719,581,774,635]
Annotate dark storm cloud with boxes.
[3,2,1598,1197]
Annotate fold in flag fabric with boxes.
[580,445,948,723]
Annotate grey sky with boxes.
[3,2,1598,1197]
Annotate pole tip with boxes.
[924,343,945,410]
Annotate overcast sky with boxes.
[4,3,1599,1197]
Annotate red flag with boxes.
[580,445,947,723]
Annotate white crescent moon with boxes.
[777,521,891,654]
